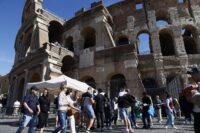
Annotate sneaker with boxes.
[85,129,91,133]
[172,126,178,129]
[109,126,113,130]
[123,128,129,133]
[164,126,168,129]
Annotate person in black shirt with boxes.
[37,89,50,133]
[94,88,105,131]
[16,86,40,133]
[142,91,152,129]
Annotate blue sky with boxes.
[0,0,122,76]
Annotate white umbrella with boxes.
[26,75,90,92]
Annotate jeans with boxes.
[142,111,151,128]
[16,114,37,133]
[53,111,67,133]
[165,109,174,126]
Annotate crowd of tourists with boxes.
[14,66,200,133]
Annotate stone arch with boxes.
[61,55,76,76]
[116,35,129,46]
[156,10,170,27]
[81,76,96,89]
[81,27,96,49]
[30,72,41,83]
[159,28,175,56]
[137,30,152,55]
[48,21,64,44]
[17,78,25,102]
[182,24,199,54]
[109,74,126,99]
[64,36,74,52]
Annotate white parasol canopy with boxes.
[26,75,90,92]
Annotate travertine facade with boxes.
[7,0,200,106]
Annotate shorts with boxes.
[119,107,129,120]
[83,105,95,119]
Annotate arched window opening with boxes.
[84,77,96,89]
[182,25,198,54]
[159,29,175,56]
[17,78,25,102]
[30,73,41,83]
[61,56,76,75]
[156,10,170,27]
[64,36,74,52]
[117,36,129,46]
[110,74,126,99]
[135,3,143,10]
[137,32,152,55]
[49,21,64,44]
[156,20,169,27]
[81,27,96,49]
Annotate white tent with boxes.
[26,75,90,92]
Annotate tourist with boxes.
[141,91,152,129]
[66,89,80,133]
[117,88,134,133]
[82,87,95,133]
[37,89,50,133]
[164,93,177,129]
[155,95,163,124]
[53,94,59,128]
[16,86,40,133]
[104,93,113,130]
[111,97,118,126]
[53,84,69,133]
[186,67,200,133]
[94,88,105,131]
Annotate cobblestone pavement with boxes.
[0,118,194,133]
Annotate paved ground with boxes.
[0,117,194,133]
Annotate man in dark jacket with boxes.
[16,86,40,133]
[142,91,152,129]
[94,88,105,131]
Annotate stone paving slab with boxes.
[0,118,194,133]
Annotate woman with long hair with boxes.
[37,88,50,133]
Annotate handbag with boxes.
[67,108,77,116]
[148,105,155,117]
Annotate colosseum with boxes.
[7,0,200,106]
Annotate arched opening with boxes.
[48,21,64,44]
[30,73,41,83]
[110,74,126,99]
[82,77,96,89]
[156,20,169,27]
[142,78,157,89]
[137,32,152,55]
[17,78,25,102]
[159,29,175,56]
[182,25,198,54]
[116,36,129,46]
[166,76,176,84]
[61,55,76,76]
[81,27,96,49]
[156,10,170,27]
[64,36,74,52]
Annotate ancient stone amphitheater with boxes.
[7,0,200,106]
